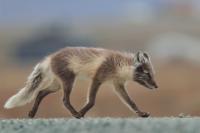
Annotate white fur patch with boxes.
[68,56,106,78]
[117,65,134,81]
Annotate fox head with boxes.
[133,51,158,89]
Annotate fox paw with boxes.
[137,112,150,118]
[72,113,83,119]
[28,111,35,118]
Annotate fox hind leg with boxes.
[61,73,82,118]
[54,69,80,118]
[28,89,55,118]
[51,56,81,118]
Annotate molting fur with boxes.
[4,47,157,118]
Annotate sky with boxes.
[0,0,128,24]
[0,0,199,26]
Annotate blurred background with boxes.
[1,0,200,118]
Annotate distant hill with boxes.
[15,25,94,62]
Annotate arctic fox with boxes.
[4,47,158,118]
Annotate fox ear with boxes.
[135,51,149,64]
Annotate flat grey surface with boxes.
[0,118,200,133]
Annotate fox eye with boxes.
[137,66,143,72]
[144,70,149,74]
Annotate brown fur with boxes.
[51,47,134,80]
[5,47,156,118]
[48,47,150,118]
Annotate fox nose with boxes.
[154,84,158,88]
[151,80,158,89]
[153,82,158,89]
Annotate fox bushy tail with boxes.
[4,63,43,109]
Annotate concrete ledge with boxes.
[0,118,200,133]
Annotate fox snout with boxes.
[150,80,158,89]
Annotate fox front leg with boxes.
[114,82,150,118]
[78,80,102,118]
